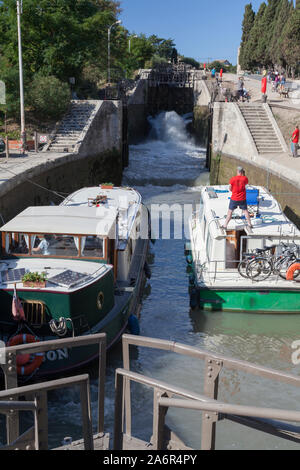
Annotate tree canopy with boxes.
[0,0,196,119]
[239,0,299,76]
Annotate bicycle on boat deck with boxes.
[238,243,300,282]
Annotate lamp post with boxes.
[16,1,26,153]
[128,35,137,54]
[107,20,121,85]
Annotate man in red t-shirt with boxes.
[292,125,299,158]
[222,167,252,229]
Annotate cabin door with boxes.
[225,230,246,269]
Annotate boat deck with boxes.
[198,267,300,290]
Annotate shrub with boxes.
[29,75,70,120]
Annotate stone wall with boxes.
[147,86,194,116]
[193,105,211,146]
[0,100,123,222]
[127,80,149,144]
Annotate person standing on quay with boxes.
[291,125,299,158]
[222,167,252,230]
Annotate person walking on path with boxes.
[291,125,299,158]
[237,77,245,102]
[222,167,253,230]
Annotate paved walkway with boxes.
[224,73,300,108]
[0,150,73,198]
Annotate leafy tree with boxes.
[270,0,294,67]
[241,2,267,70]
[148,35,175,60]
[260,0,282,66]
[281,2,300,77]
[29,75,70,119]
[0,0,122,115]
[239,3,256,68]
[208,60,228,72]
[179,57,200,69]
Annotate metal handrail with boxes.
[1,333,106,444]
[0,400,39,450]
[155,397,300,450]
[0,375,93,450]
[0,400,37,413]
[121,334,300,450]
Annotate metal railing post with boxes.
[122,335,132,437]
[35,391,48,450]
[152,389,169,450]
[201,357,223,450]
[80,379,94,450]
[2,350,19,444]
[97,336,106,435]
[114,370,124,450]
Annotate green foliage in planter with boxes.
[22,272,47,283]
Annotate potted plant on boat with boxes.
[100,182,114,190]
[22,272,47,288]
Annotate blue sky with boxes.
[119,0,264,65]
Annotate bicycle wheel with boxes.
[275,257,300,280]
[246,257,272,281]
[238,259,250,279]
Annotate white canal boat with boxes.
[187,185,300,313]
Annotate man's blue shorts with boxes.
[229,199,247,211]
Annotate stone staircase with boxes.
[45,101,97,153]
[238,103,286,155]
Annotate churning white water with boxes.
[124,111,207,187]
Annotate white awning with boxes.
[1,206,117,237]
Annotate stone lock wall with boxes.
[0,100,123,223]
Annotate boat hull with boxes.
[192,287,300,314]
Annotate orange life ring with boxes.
[7,334,44,376]
[286,263,300,281]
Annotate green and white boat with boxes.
[0,185,149,376]
[187,185,300,313]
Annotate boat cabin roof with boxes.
[202,185,300,239]
[0,206,117,237]
[61,186,142,243]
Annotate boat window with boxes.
[7,233,30,255]
[6,233,104,259]
[21,234,79,257]
[81,236,104,258]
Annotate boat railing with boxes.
[203,259,294,285]
[0,333,107,449]
[116,334,300,450]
